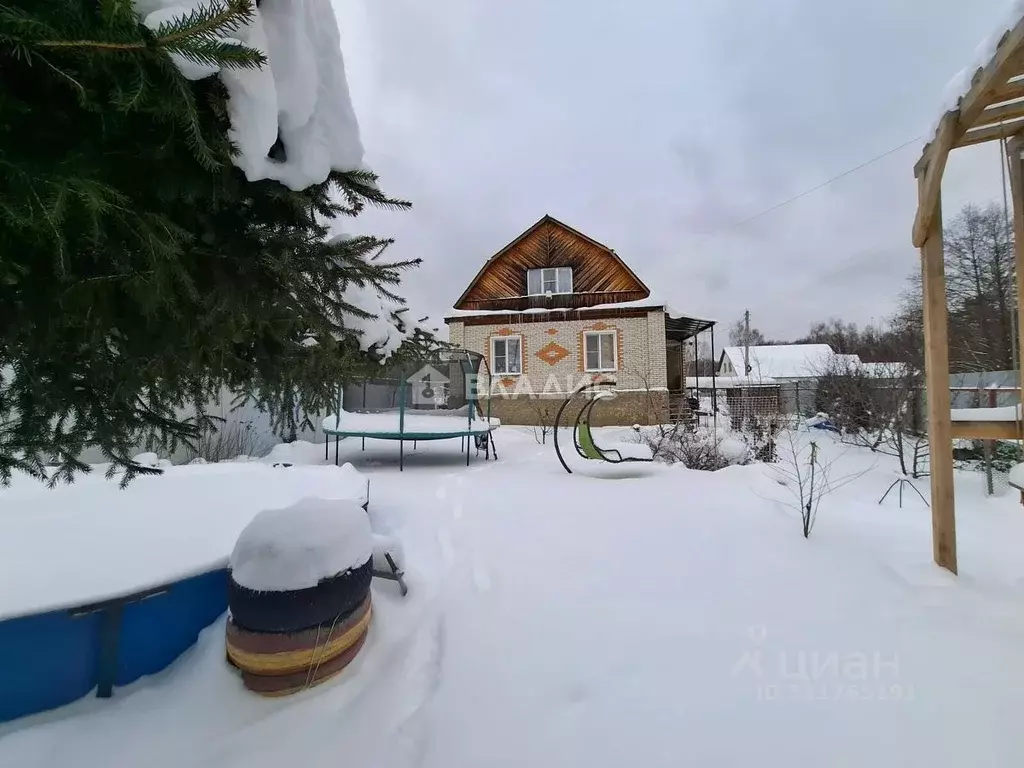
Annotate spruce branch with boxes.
[27,0,265,73]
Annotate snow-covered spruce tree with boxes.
[0,0,430,485]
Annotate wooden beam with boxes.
[913,113,957,248]
[991,77,1024,102]
[957,117,1024,148]
[918,177,957,574]
[956,19,1024,140]
[950,420,1023,440]
[972,99,1024,129]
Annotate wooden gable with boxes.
[454,215,651,312]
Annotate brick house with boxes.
[444,215,714,426]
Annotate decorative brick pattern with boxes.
[460,311,670,397]
[536,341,570,366]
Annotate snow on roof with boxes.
[927,0,1024,142]
[719,345,833,380]
[447,297,663,319]
[137,0,364,190]
[445,295,712,322]
[720,345,908,380]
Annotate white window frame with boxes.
[527,266,573,296]
[491,335,523,376]
[583,330,618,372]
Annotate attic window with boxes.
[527,267,573,296]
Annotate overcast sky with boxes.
[334,0,1014,341]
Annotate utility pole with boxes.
[742,309,751,430]
[743,310,751,375]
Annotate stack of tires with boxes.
[225,499,375,696]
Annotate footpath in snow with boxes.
[2,429,1024,767]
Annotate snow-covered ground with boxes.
[3,427,1024,766]
[0,450,367,620]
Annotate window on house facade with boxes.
[491,336,522,375]
[584,331,617,372]
[527,267,573,296]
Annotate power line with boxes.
[707,135,924,236]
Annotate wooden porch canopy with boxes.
[914,14,1024,575]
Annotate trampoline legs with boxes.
[399,439,404,472]
[362,437,365,451]
[334,435,339,466]
[325,434,328,461]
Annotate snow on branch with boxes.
[135,0,364,190]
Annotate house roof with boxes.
[719,344,833,379]
[719,345,909,380]
[453,215,650,309]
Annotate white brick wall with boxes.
[447,311,670,396]
[448,322,464,347]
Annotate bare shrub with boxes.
[181,419,270,463]
[772,430,873,538]
[529,399,558,445]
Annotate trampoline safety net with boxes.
[342,349,487,415]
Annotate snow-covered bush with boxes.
[637,425,752,470]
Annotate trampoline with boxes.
[323,349,500,470]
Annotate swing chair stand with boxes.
[553,383,655,474]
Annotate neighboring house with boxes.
[718,344,834,381]
[716,344,908,416]
[444,215,713,426]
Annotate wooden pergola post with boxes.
[916,172,957,574]
[912,13,1024,574]
[1005,137,1024,422]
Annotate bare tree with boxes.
[728,318,767,348]
[942,203,1015,372]
[529,399,557,445]
[772,431,873,538]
